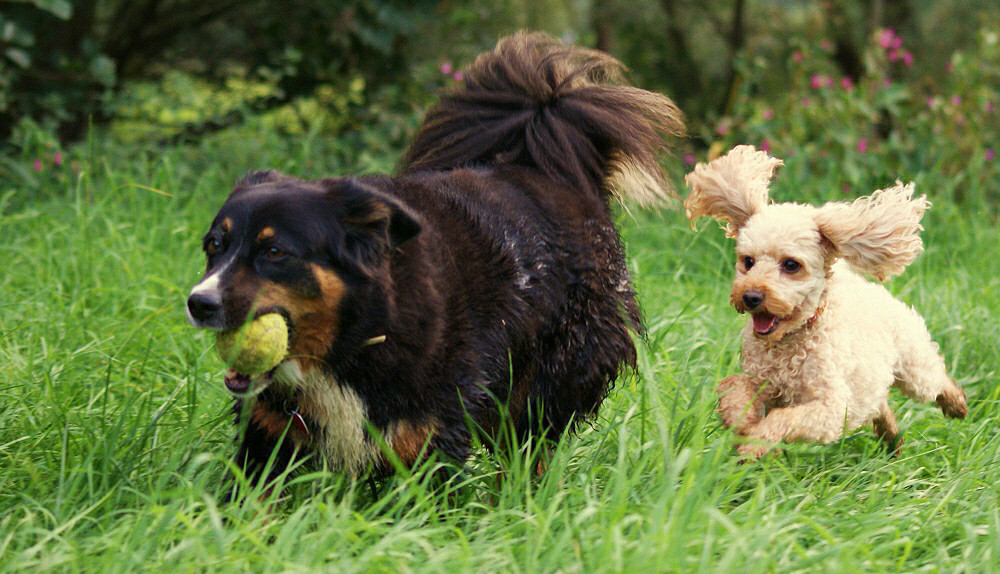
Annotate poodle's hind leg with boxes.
[892,331,968,420]
[717,374,769,434]
[873,402,904,457]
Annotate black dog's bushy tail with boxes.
[400,32,685,206]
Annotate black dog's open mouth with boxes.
[224,368,277,395]
[752,312,780,336]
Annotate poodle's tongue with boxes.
[752,313,779,335]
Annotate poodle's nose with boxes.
[742,290,764,310]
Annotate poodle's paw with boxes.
[937,384,968,419]
[735,441,779,463]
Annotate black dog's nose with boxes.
[187,292,222,325]
[742,290,764,310]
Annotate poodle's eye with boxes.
[743,256,755,270]
[781,259,802,274]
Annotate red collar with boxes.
[806,304,826,328]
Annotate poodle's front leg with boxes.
[736,397,848,460]
[718,374,771,434]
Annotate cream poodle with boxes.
[685,145,967,460]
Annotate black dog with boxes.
[187,33,683,486]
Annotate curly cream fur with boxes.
[686,146,967,460]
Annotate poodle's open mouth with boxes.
[752,312,780,336]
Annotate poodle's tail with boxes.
[399,32,685,207]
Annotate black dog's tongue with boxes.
[225,371,252,394]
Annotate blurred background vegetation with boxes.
[1,0,998,205]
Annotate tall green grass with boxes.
[1,136,997,572]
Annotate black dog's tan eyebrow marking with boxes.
[256,227,276,241]
[221,218,233,233]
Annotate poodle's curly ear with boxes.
[684,145,782,238]
[814,182,929,281]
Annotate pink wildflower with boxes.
[840,77,854,91]
[951,95,962,107]
[810,74,832,90]
[683,154,697,166]
[33,159,43,172]
[440,61,453,75]
[763,108,774,121]
[901,51,914,68]
[820,40,834,52]
[986,149,996,162]
[716,122,730,137]
[857,139,869,154]
[53,151,64,167]
[759,139,772,153]
[878,29,897,50]
[793,51,804,63]
[453,71,464,82]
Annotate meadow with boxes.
[0,117,997,573]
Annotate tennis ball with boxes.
[215,313,289,375]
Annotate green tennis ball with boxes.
[215,313,289,375]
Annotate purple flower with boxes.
[759,139,772,153]
[53,151,64,167]
[453,71,464,82]
[440,61,453,75]
[857,139,869,154]
[986,149,996,162]
[951,95,962,107]
[901,51,914,68]
[716,122,730,137]
[33,159,43,173]
[840,77,855,91]
[683,153,697,166]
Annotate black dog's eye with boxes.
[743,256,755,270]
[263,246,287,261]
[205,237,222,256]
[781,259,802,273]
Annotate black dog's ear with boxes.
[324,179,421,271]
[226,170,284,199]
[238,170,282,187]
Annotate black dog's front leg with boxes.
[226,399,298,503]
